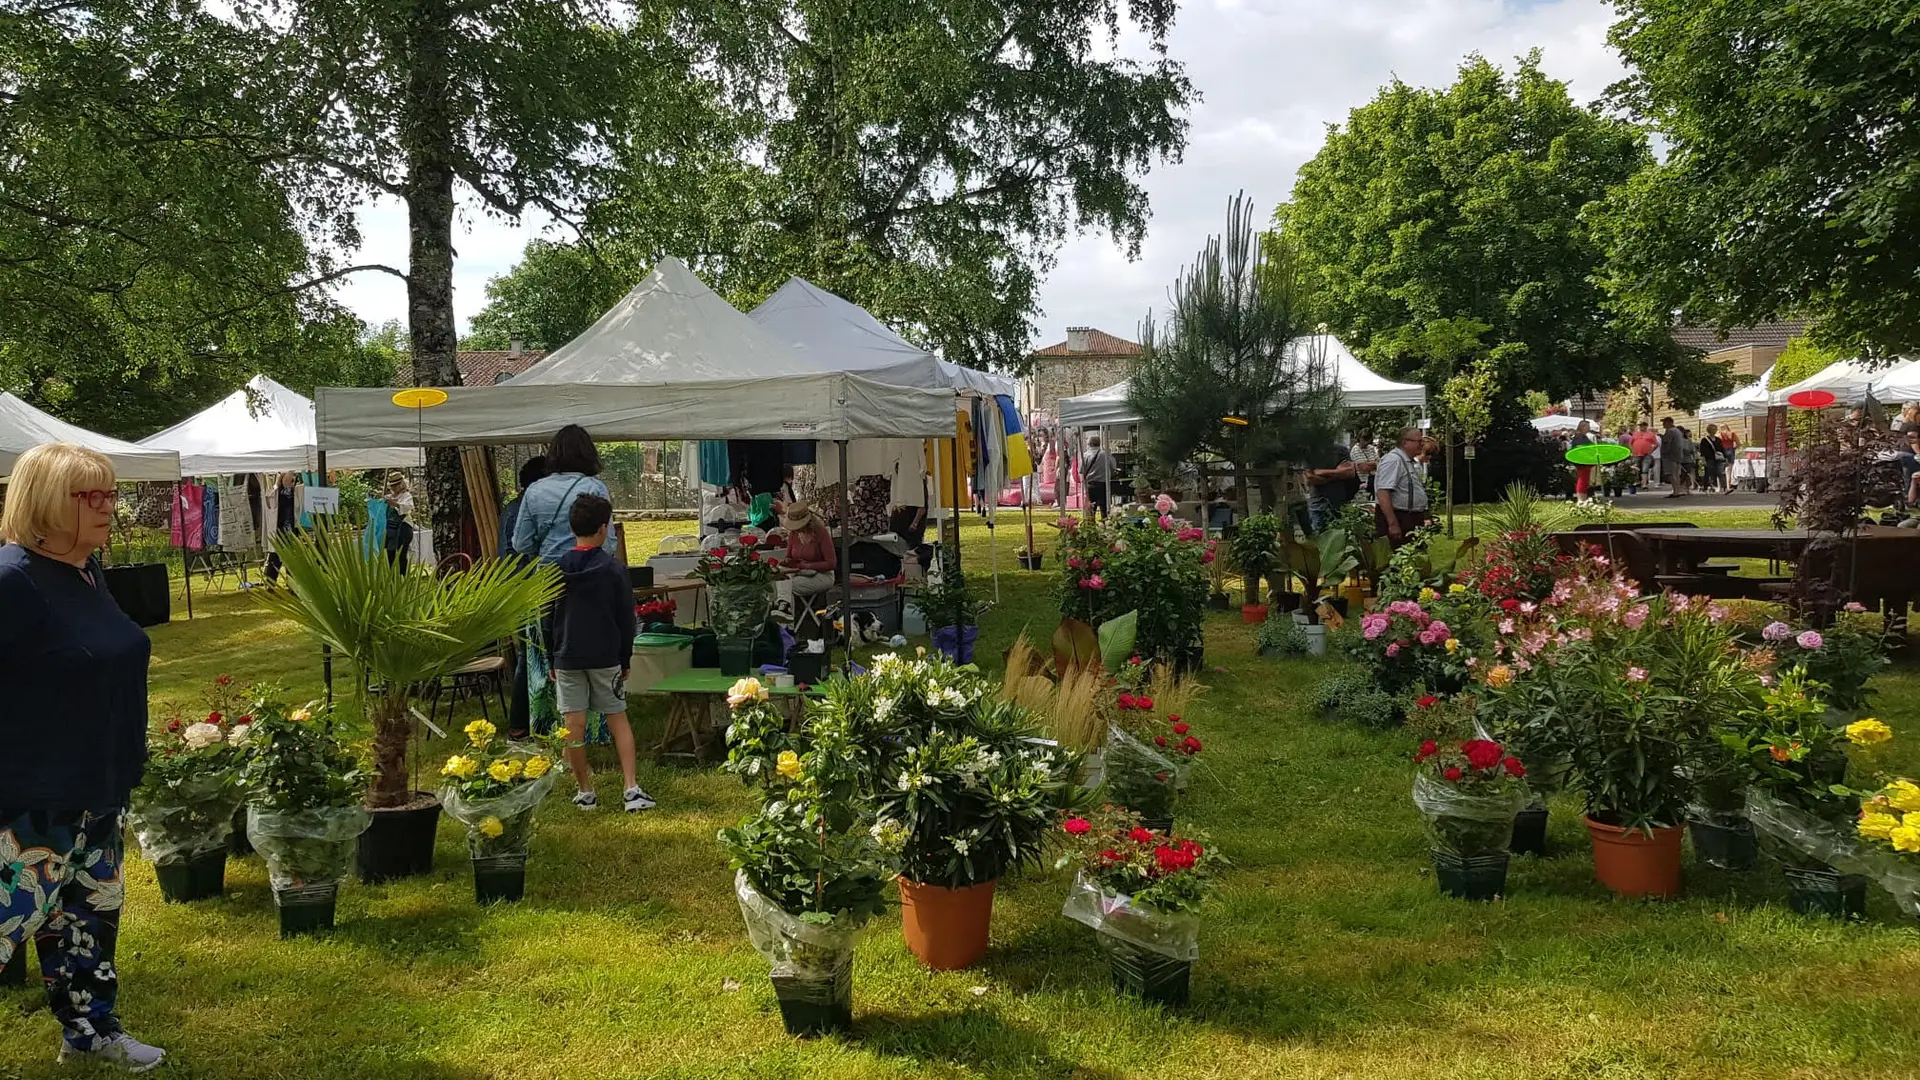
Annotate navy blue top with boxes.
[0,543,151,811]
[545,546,636,671]
[497,494,525,563]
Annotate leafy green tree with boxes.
[1280,54,1715,408]
[1128,195,1343,507]
[1600,0,1920,356]
[470,0,1196,373]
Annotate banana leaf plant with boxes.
[1283,528,1359,624]
[255,523,563,809]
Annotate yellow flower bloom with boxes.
[522,756,552,779]
[726,677,769,708]
[1891,825,1920,854]
[487,758,521,783]
[916,646,928,657]
[464,719,497,747]
[1444,638,1460,653]
[1859,812,1900,841]
[1885,779,1920,813]
[289,707,314,723]
[1845,718,1893,745]
[1486,664,1515,689]
[1419,587,1437,602]
[1448,583,1466,595]
[776,750,803,779]
[478,816,504,839]
[442,755,478,779]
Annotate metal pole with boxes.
[835,440,851,676]
[948,419,964,644]
[318,449,333,708]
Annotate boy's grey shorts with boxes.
[555,666,626,715]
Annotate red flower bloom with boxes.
[1099,849,1122,863]
[1154,735,1168,747]
[1062,817,1092,836]
[1462,739,1503,771]
[708,547,727,558]
[166,719,182,734]
[1129,827,1156,844]
[1443,766,1464,782]
[1171,722,1190,736]
[1416,695,1438,709]
[1182,736,1202,754]
[1136,696,1155,711]
[236,715,253,726]
[1502,757,1527,778]
[1090,557,1104,570]
[215,674,232,686]
[1415,739,1438,762]
[207,711,223,725]
[1117,693,1138,711]
[1153,771,1171,782]
[1128,656,1143,666]
[1153,845,1196,873]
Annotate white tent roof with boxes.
[1868,359,1920,402]
[139,375,421,476]
[1530,414,1587,432]
[750,278,1018,399]
[0,392,180,482]
[1698,366,1776,420]
[314,258,956,449]
[1054,334,1427,427]
[1767,358,1885,408]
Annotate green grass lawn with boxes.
[8,516,1920,1079]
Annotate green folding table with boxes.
[645,669,820,765]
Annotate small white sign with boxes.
[303,486,341,515]
[1417,418,1433,430]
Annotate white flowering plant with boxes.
[847,653,1086,888]
[129,675,258,867]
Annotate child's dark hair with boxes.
[569,493,613,537]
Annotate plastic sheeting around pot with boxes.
[710,580,775,641]
[127,777,244,866]
[734,870,865,982]
[1062,871,1200,963]
[1411,772,1526,856]
[247,804,372,892]
[1102,723,1186,820]
[1746,789,1920,918]
[442,752,562,859]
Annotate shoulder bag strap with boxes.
[533,476,589,553]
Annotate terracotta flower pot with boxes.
[1585,815,1684,899]
[1240,604,1269,624]
[898,877,997,970]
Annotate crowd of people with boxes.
[1552,417,1744,501]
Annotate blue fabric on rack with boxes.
[200,485,220,548]
[363,497,388,557]
[698,440,730,487]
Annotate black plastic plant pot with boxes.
[1137,814,1174,835]
[1325,596,1350,618]
[154,849,229,904]
[274,884,339,939]
[1508,805,1550,857]
[1017,553,1044,571]
[1208,592,1231,611]
[770,960,854,1038]
[1271,591,1302,613]
[228,808,254,857]
[1432,848,1510,902]
[1783,865,1868,920]
[1688,816,1758,872]
[356,796,442,884]
[1104,938,1192,1007]
[473,855,528,905]
[718,639,756,677]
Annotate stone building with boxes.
[1025,327,1142,417]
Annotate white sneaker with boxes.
[623,786,656,813]
[59,1032,167,1072]
[572,790,598,811]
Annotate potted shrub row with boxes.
[127,676,254,903]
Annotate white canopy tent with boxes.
[750,278,1018,399]
[1767,359,1886,408]
[1529,413,1587,433]
[314,258,956,448]
[1867,359,1920,403]
[141,375,421,476]
[1054,334,1428,427]
[1,392,181,481]
[1697,366,1776,420]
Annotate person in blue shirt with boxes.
[0,443,167,1073]
[497,455,546,737]
[513,426,611,563]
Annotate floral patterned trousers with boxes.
[0,808,127,1050]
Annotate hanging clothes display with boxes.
[925,411,975,509]
[846,475,892,538]
[170,483,206,552]
[217,478,256,553]
[297,470,322,528]
[994,396,1034,480]
[200,484,220,549]
[726,441,785,497]
[363,496,389,557]
[698,440,730,488]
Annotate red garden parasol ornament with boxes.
[1787,389,1836,409]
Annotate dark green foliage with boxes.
[1311,668,1401,729]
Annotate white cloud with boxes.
[329,0,1626,355]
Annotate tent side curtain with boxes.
[0,391,181,482]
[314,373,957,450]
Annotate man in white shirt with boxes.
[1373,427,1431,547]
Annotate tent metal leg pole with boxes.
[835,440,851,677]
[318,449,333,709]
[948,427,963,638]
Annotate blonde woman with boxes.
[0,443,165,1071]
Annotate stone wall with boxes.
[1030,356,1133,416]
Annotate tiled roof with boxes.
[456,350,548,386]
[1671,320,1810,353]
[1030,328,1143,358]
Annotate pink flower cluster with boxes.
[1079,574,1107,591]
[1417,620,1453,646]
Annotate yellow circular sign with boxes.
[391,387,449,409]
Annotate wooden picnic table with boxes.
[644,669,818,765]
[1634,528,1810,576]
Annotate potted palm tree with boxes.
[256,524,562,882]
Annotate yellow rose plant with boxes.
[438,720,577,899]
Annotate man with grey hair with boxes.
[1373,427,1431,547]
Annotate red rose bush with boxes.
[1056,807,1223,992]
[1412,737,1530,857]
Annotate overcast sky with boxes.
[331,0,1628,357]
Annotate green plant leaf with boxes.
[1097,611,1139,672]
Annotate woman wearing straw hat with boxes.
[778,500,837,614]
[1,443,166,1072]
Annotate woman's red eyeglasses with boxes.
[71,490,120,510]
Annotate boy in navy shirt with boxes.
[547,494,652,812]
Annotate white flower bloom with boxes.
[874,696,896,721]
[227,724,253,747]
[949,836,971,856]
[182,723,223,750]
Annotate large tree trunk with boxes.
[404,0,467,561]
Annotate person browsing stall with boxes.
[513,425,612,563]
[0,443,167,1072]
[1374,427,1431,547]
[547,493,651,814]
